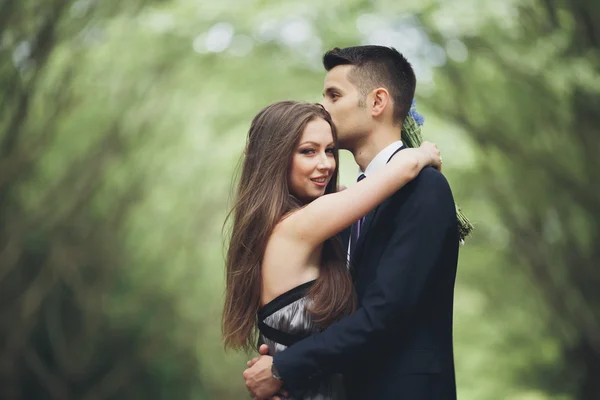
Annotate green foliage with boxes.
[1,0,598,399]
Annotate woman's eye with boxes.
[326,148,335,154]
[300,149,315,154]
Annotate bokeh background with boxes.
[1,0,599,399]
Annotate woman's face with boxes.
[288,118,336,203]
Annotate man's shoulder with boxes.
[395,166,451,197]
[382,167,454,216]
[380,167,455,226]
[415,166,450,187]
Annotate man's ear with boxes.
[371,88,390,118]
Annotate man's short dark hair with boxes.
[323,45,416,125]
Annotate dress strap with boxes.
[258,279,316,319]
[257,319,311,347]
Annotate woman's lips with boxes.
[311,177,328,187]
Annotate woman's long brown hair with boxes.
[222,101,356,352]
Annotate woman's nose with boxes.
[317,154,333,170]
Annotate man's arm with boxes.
[273,169,456,388]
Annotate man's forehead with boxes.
[324,65,353,86]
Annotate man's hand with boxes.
[245,346,289,399]
[243,355,283,399]
[247,344,270,368]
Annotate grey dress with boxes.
[257,280,346,400]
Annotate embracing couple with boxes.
[223,45,463,400]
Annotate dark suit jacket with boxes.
[273,163,460,400]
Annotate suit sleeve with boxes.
[273,170,455,388]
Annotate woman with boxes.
[222,101,441,399]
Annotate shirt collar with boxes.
[358,140,404,178]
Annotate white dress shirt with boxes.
[358,140,404,179]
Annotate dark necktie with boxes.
[349,174,367,257]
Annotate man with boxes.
[243,45,459,399]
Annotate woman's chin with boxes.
[311,193,326,201]
[302,193,323,203]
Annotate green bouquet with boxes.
[403,101,473,243]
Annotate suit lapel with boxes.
[351,144,406,263]
[351,207,378,262]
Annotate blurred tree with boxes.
[2,0,598,398]
[424,0,600,398]
[0,1,205,399]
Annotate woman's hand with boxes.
[419,141,442,171]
